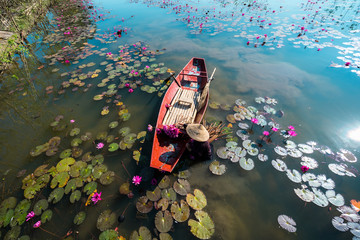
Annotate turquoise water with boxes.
[0,0,360,239]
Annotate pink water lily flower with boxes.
[271,127,278,132]
[156,128,162,135]
[251,118,259,124]
[263,131,269,136]
[128,88,134,93]
[147,124,153,132]
[132,175,142,185]
[33,221,41,228]
[301,165,309,173]
[91,192,102,204]
[288,130,297,137]
[106,52,112,55]
[96,142,104,149]
[288,125,295,130]
[70,119,75,123]
[26,211,35,221]
[125,83,130,88]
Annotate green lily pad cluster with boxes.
[30,136,61,157]
[131,175,214,239]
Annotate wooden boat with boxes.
[150,57,212,172]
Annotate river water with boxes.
[0,0,359,239]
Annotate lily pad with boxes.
[136,196,153,213]
[71,138,82,147]
[99,230,119,240]
[14,199,30,215]
[124,133,137,144]
[170,200,190,222]
[71,147,83,158]
[48,188,65,204]
[186,189,207,210]
[65,178,82,194]
[155,210,173,233]
[188,211,215,239]
[100,171,115,185]
[161,188,176,202]
[92,154,104,165]
[119,141,133,150]
[137,131,146,143]
[158,176,170,189]
[4,226,21,240]
[146,187,161,202]
[119,182,130,195]
[83,182,97,195]
[97,210,116,231]
[0,197,17,210]
[70,190,81,203]
[118,127,131,137]
[133,150,140,163]
[50,172,70,188]
[108,143,119,152]
[94,95,104,101]
[33,199,48,216]
[159,233,173,240]
[24,185,39,200]
[105,135,115,143]
[56,157,76,172]
[82,152,93,162]
[109,121,119,129]
[74,211,86,225]
[41,209,53,223]
[96,132,108,140]
[34,165,48,177]
[93,164,108,179]
[173,179,191,196]
[10,210,26,227]
[29,144,49,157]
[70,161,87,178]
[70,128,80,136]
[80,165,93,178]
[157,198,169,211]
[1,209,14,227]
[60,149,72,159]
[209,161,226,175]
[130,226,151,240]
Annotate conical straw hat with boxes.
[186,124,209,142]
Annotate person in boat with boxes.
[185,123,212,161]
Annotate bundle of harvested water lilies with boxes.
[202,120,231,143]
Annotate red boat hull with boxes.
[150,58,209,172]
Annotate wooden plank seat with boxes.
[162,88,200,126]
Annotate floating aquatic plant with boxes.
[170,200,190,222]
[97,210,116,231]
[188,210,215,239]
[155,210,173,233]
[130,226,151,240]
[186,189,207,211]
[277,215,297,233]
[136,196,153,214]
[146,187,161,202]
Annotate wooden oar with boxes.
[209,67,216,82]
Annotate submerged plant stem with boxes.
[121,161,131,178]
[39,227,62,238]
